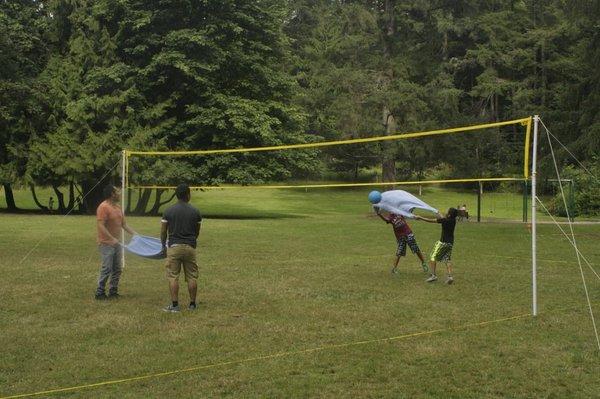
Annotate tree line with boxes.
[1,0,598,214]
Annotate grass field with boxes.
[1,188,599,398]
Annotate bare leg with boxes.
[391,256,401,274]
[426,260,438,281]
[169,279,179,302]
[445,262,454,284]
[416,251,429,272]
[429,260,437,276]
[187,279,197,303]
[446,261,453,276]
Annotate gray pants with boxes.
[96,244,122,296]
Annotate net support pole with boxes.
[121,150,126,270]
[523,180,528,222]
[531,115,539,316]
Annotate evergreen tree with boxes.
[0,0,49,210]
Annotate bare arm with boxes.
[414,215,439,223]
[376,213,389,223]
[122,219,136,235]
[374,207,390,223]
[161,221,168,250]
[97,220,119,245]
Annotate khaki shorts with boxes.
[165,245,198,282]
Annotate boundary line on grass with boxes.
[0,313,530,399]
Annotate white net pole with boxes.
[121,150,126,270]
[531,115,539,316]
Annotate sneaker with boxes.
[391,267,399,274]
[188,303,197,311]
[108,293,120,299]
[95,293,108,300]
[446,276,454,285]
[426,274,438,283]
[163,304,180,313]
[421,262,429,273]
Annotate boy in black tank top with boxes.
[415,208,458,284]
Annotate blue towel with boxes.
[124,235,165,259]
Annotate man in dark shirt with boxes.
[416,208,458,284]
[161,184,202,312]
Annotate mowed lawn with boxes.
[1,188,599,398]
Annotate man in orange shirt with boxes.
[96,184,135,300]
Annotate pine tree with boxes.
[0,0,49,210]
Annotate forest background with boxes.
[1,0,598,215]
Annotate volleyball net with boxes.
[123,117,532,192]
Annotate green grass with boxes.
[4,184,598,223]
[1,188,599,398]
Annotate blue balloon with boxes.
[368,190,382,204]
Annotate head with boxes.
[175,183,191,202]
[447,207,458,219]
[103,184,120,202]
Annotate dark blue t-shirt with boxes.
[162,201,202,248]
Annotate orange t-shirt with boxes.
[96,200,124,245]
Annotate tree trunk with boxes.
[380,0,396,184]
[494,93,499,121]
[148,189,165,215]
[30,184,48,211]
[442,31,448,61]
[382,106,397,183]
[149,189,176,215]
[126,188,132,213]
[66,181,75,212]
[133,188,152,215]
[541,38,546,107]
[73,183,85,213]
[80,178,108,214]
[3,183,18,211]
[52,184,65,213]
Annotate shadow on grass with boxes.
[0,208,63,215]
[0,209,305,220]
[202,212,305,220]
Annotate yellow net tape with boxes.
[125,117,532,189]
[129,177,526,191]
[126,117,531,157]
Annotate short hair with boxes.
[103,184,116,200]
[448,207,458,219]
[175,184,190,200]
